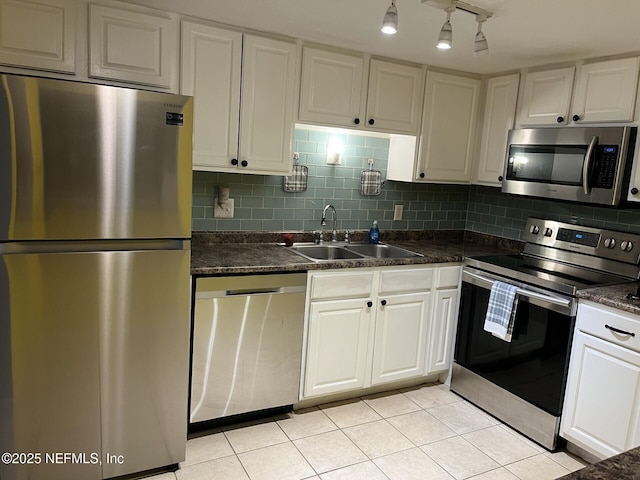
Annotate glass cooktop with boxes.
[465,254,631,296]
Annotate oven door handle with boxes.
[463,270,572,309]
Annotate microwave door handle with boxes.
[583,135,598,195]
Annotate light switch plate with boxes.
[393,204,403,220]
[214,198,234,218]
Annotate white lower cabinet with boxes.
[561,301,640,460]
[371,290,431,384]
[302,264,461,399]
[426,266,461,374]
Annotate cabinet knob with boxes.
[231,158,238,166]
[381,299,387,306]
[368,118,375,125]
[572,114,581,122]
[367,301,373,308]
[556,116,564,123]
[241,160,248,167]
[498,175,503,182]
[354,118,360,125]
[631,187,639,195]
[419,172,425,179]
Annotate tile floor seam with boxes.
[419,434,497,479]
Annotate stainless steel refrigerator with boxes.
[0,74,193,480]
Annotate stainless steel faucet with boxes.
[321,204,338,242]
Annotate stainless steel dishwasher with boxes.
[190,273,306,423]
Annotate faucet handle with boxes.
[313,230,324,245]
[344,230,351,243]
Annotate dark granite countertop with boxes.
[559,446,640,479]
[190,230,522,276]
[576,281,640,316]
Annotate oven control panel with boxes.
[523,218,640,264]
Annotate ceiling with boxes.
[120,0,640,75]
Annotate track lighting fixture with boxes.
[419,0,493,55]
[436,6,455,50]
[381,0,398,35]
[474,15,489,55]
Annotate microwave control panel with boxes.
[592,145,619,188]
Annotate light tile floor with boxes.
[147,383,589,480]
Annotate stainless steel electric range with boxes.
[452,218,640,450]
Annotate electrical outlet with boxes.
[393,204,403,220]
[214,198,234,218]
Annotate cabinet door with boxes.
[89,4,177,89]
[366,59,423,133]
[518,67,575,126]
[418,71,480,182]
[304,298,373,397]
[181,21,242,171]
[426,287,459,374]
[371,291,431,385]
[0,0,75,73]
[238,34,297,174]
[299,46,365,128]
[571,57,640,123]
[474,73,520,185]
[561,331,640,460]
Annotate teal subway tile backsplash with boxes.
[192,127,640,239]
[192,127,469,233]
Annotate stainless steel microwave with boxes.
[501,126,637,206]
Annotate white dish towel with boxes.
[483,281,519,342]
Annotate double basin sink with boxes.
[290,242,423,262]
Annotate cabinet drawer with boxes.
[378,267,433,294]
[436,266,461,289]
[309,271,374,300]
[578,302,640,353]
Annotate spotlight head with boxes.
[381,1,398,35]
[437,20,452,49]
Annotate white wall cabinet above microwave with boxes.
[299,46,423,134]
[517,67,575,126]
[518,57,640,126]
[88,3,178,90]
[181,21,298,174]
[0,0,76,74]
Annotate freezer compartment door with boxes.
[0,247,190,480]
[0,74,193,241]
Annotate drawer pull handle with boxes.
[605,324,636,337]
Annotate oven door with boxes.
[454,267,577,417]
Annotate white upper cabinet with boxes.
[365,59,423,133]
[518,57,639,126]
[416,71,480,183]
[238,34,298,174]
[89,3,178,90]
[474,73,520,186]
[518,67,575,126]
[181,21,241,172]
[182,21,298,174]
[299,46,365,128]
[299,46,423,134]
[0,0,76,73]
[571,57,640,123]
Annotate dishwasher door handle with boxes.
[196,285,306,299]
